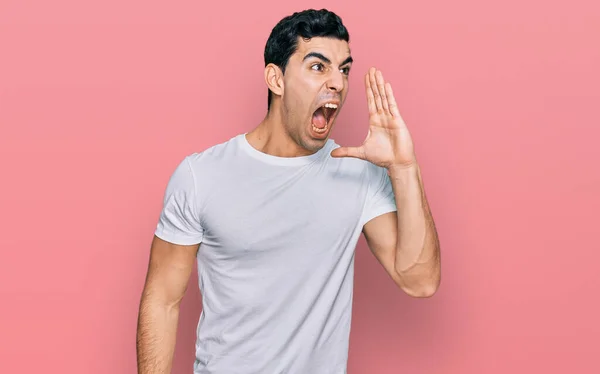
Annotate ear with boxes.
[264,63,284,97]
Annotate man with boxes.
[136,8,441,374]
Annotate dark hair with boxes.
[263,9,350,109]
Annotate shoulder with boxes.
[184,134,242,173]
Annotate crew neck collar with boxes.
[237,133,331,166]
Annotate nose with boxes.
[326,70,344,92]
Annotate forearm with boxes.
[136,294,180,374]
[388,163,441,296]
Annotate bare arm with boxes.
[136,235,200,373]
[363,164,441,297]
[330,68,441,298]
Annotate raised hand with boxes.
[330,67,416,169]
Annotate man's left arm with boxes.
[362,163,441,298]
[331,67,441,297]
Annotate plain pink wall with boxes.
[1,0,599,373]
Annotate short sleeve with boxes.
[154,156,204,245]
[360,163,397,226]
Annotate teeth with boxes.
[324,103,338,109]
[312,124,328,134]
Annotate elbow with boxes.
[396,270,441,298]
[401,281,439,298]
[139,288,185,312]
[395,255,441,298]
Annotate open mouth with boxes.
[311,102,338,135]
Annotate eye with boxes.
[340,67,350,75]
[311,63,324,71]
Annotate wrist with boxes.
[386,162,419,177]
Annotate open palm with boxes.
[331,67,416,169]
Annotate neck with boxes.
[246,103,316,158]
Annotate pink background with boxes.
[1,0,599,373]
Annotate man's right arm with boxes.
[136,235,200,374]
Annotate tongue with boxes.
[312,108,327,129]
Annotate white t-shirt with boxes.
[154,133,397,374]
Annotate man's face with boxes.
[278,37,353,153]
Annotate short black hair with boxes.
[263,9,350,110]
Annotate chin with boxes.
[293,134,324,153]
[304,132,332,152]
[288,120,336,155]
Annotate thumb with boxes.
[330,146,366,159]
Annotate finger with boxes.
[384,82,403,120]
[330,146,366,160]
[369,68,383,113]
[375,70,390,113]
[364,72,377,115]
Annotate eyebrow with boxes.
[303,52,353,66]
